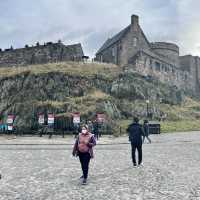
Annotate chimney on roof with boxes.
[131,14,139,25]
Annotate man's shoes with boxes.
[138,163,144,167]
[82,178,87,185]
[133,163,137,168]
[80,175,84,179]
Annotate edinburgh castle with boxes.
[1,14,200,96]
[95,15,200,96]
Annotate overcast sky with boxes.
[0,0,200,58]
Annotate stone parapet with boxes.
[150,42,179,54]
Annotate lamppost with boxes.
[159,98,162,121]
[146,99,150,118]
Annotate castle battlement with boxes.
[0,41,62,53]
[150,42,179,54]
[0,41,84,67]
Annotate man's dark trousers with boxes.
[131,142,142,165]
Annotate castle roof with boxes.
[96,25,131,54]
[96,22,151,55]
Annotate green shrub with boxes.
[161,120,200,133]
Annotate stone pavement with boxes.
[0,134,126,145]
[0,132,200,200]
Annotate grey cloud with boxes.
[0,0,200,57]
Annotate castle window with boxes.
[144,57,147,67]
[155,62,161,71]
[118,41,122,50]
[100,55,103,62]
[112,47,115,56]
[185,74,187,80]
[169,65,173,73]
[150,59,153,69]
[162,64,168,72]
[133,37,137,47]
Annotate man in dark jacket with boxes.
[127,117,144,167]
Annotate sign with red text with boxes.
[72,113,80,124]
[48,114,54,124]
[7,115,15,124]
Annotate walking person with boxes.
[93,120,99,140]
[72,125,96,185]
[73,123,81,138]
[143,120,151,144]
[127,117,144,167]
[87,121,93,134]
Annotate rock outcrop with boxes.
[0,62,185,129]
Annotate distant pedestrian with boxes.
[73,123,81,138]
[93,120,100,140]
[87,121,93,133]
[143,120,151,144]
[48,124,54,139]
[72,125,96,185]
[127,117,144,167]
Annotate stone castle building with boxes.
[0,41,84,67]
[96,15,200,95]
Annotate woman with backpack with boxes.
[72,125,96,185]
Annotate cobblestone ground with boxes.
[0,132,200,200]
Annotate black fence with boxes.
[149,123,160,134]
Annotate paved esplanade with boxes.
[0,132,200,200]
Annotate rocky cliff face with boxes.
[0,62,184,129]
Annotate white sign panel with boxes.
[38,114,44,124]
[48,114,54,124]
[73,113,80,124]
[73,116,80,124]
[7,115,14,124]
[8,125,13,131]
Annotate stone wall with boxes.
[127,51,195,92]
[96,44,118,64]
[196,57,200,90]
[180,55,200,95]
[0,42,84,67]
[150,42,180,67]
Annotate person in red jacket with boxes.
[72,125,96,185]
